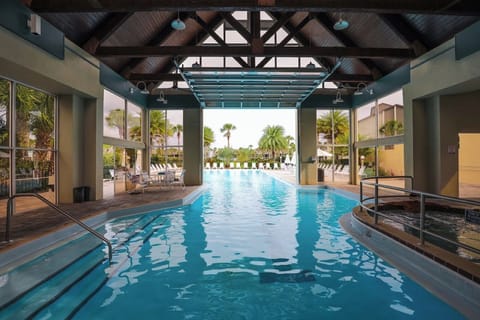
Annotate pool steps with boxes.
[0,212,165,319]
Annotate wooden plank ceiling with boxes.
[26,0,480,106]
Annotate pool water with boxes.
[68,170,463,319]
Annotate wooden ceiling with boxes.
[26,1,480,96]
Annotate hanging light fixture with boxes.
[157,91,168,104]
[306,61,316,69]
[333,13,349,31]
[171,11,186,30]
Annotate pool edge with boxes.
[340,212,480,319]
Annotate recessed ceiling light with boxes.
[333,18,349,31]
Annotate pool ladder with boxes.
[4,193,112,262]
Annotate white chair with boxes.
[230,162,235,169]
[219,162,225,169]
[273,162,279,170]
[236,162,241,169]
[212,162,218,169]
[251,162,257,169]
[258,162,264,169]
[205,162,211,169]
[243,162,249,169]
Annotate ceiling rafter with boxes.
[82,12,133,54]
[266,12,334,72]
[260,12,295,43]
[257,13,314,68]
[118,11,192,77]
[377,13,429,56]
[192,13,249,68]
[314,12,384,80]
[220,12,252,42]
[30,0,480,16]
[96,45,414,59]
[249,11,261,66]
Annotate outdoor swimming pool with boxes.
[1,170,464,319]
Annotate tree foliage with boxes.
[220,123,236,148]
[258,125,288,161]
[203,126,215,147]
[316,110,349,143]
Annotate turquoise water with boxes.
[73,170,462,319]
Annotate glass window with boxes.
[0,79,10,147]
[149,109,183,171]
[104,90,125,139]
[356,102,376,141]
[15,84,55,148]
[316,109,350,183]
[127,102,142,142]
[377,90,404,138]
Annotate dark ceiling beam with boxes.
[377,13,429,56]
[314,12,384,79]
[269,12,334,73]
[31,0,480,16]
[249,11,260,66]
[257,13,313,68]
[96,45,415,58]
[119,11,190,77]
[260,12,295,43]
[192,13,249,68]
[129,72,373,82]
[220,12,251,42]
[82,12,133,54]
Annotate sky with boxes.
[203,109,296,149]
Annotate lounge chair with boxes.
[273,162,279,170]
[219,162,225,169]
[205,162,211,169]
[212,162,218,169]
[251,162,257,169]
[258,162,264,169]
[243,162,249,169]
[236,162,241,169]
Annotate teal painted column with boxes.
[183,109,203,185]
[297,108,317,185]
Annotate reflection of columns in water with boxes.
[182,201,207,279]
[295,190,320,270]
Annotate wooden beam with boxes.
[97,45,414,58]
[31,0,480,16]
[257,13,313,68]
[377,13,429,56]
[220,12,251,42]
[82,12,133,54]
[260,12,295,43]
[193,13,248,68]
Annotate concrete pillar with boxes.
[183,108,203,185]
[83,97,103,201]
[297,108,317,185]
[57,95,84,203]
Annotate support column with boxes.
[297,108,317,185]
[183,108,203,185]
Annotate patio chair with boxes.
[219,162,225,169]
[205,162,211,169]
[212,162,218,169]
[230,162,235,169]
[273,162,279,170]
[243,162,249,169]
[169,169,186,189]
[251,162,257,169]
[236,162,241,169]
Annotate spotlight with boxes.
[332,90,344,104]
[136,81,150,94]
[306,61,316,69]
[192,61,201,68]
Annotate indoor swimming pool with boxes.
[0,170,465,319]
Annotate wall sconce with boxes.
[156,91,168,104]
[129,87,134,94]
[332,90,344,104]
[353,82,374,96]
[27,13,41,36]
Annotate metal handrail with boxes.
[5,193,112,262]
[359,176,480,256]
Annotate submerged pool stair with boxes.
[0,213,164,319]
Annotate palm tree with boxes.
[258,125,288,161]
[203,126,215,148]
[379,120,403,136]
[220,123,236,148]
[149,110,172,146]
[316,110,349,143]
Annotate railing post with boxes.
[419,193,425,245]
[5,197,12,242]
[359,181,363,211]
[374,180,379,224]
